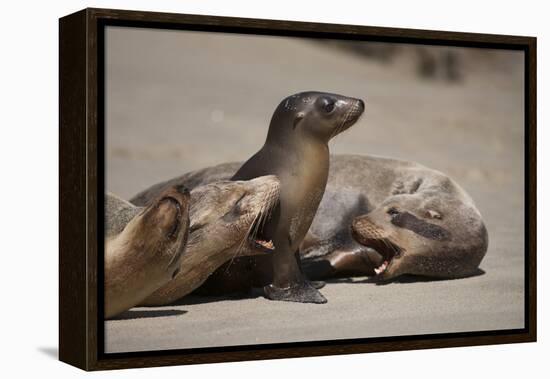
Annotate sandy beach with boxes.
[104,26,525,353]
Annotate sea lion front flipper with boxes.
[302,248,382,280]
[263,281,327,304]
[264,239,327,303]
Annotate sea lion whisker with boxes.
[258,186,272,231]
[263,184,279,229]
[225,189,270,272]
[165,245,180,269]
[222,212,256,273]
[333,104,351,139]
[252,187,270,242]
[259,185,277,236]
[265,187,277,222]
[224,214,255,273]
[335,101,355,138]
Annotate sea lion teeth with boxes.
[256,239,274,249]
[374,261,389,275]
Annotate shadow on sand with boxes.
[110,309,187,321]
[135,268,487,308]
[327,268,486,285]
[173,290,264,306]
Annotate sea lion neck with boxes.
[262,132,329,162]
[264,118,329,151]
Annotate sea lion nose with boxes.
[357,99,365,110]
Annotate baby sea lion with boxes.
[132,176,281,306]
[231,91,364,303]
[104,187,190,319]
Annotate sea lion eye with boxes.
[387,207,400,216]
[322,99,335,113]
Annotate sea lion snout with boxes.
[336,97,364,130]
[351,215,386,245]
[350,213,406,278]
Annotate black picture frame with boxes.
[59,7,537,371]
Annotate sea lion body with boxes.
[231,91,365,303]
[104,187,190,318]
[302,155,488,281]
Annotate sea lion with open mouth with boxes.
[132,176,280,306]
[104,187,190,319]
[300,155,488,281]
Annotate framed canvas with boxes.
[59,8,537,371]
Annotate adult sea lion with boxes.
[135,154,487,292]
[301,155,488,281]
[231,91,365,303]
[133,176,280,306]
[104,187,190,319]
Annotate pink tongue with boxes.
[257,239,274,249]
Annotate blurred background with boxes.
[104,26,526,351]
[105,27,524,204]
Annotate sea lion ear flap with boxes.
[293,112,305,129]
[426,210,442,219]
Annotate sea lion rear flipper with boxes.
[302,248,381,280]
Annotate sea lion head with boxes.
[104,186,191,318]
[138,176,282,306]
[112,186,191,277]
[187,175,280,258]
[267,91,365,144]
[351,192,488,281]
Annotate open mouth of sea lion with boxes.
[247,216,275,254]
[351,223,404,276]
[238,176,280,255]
